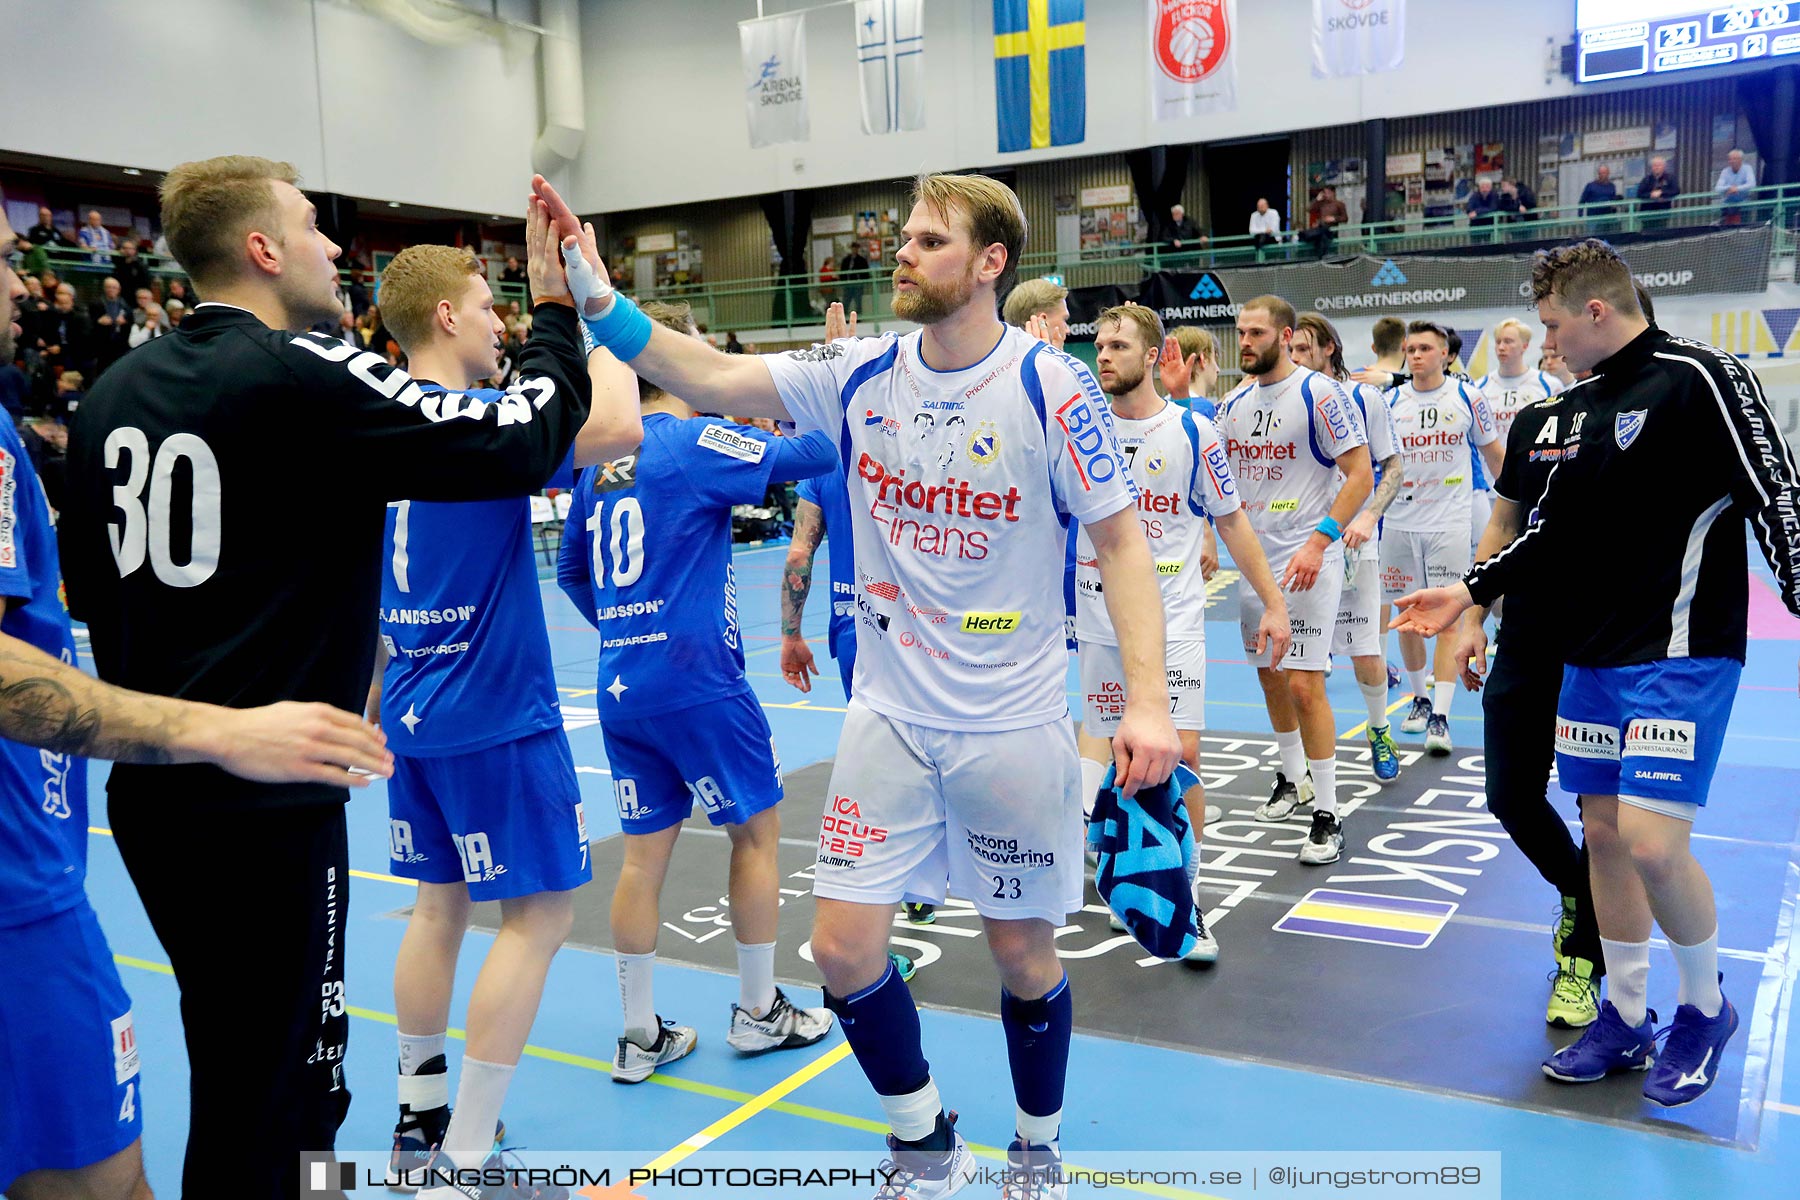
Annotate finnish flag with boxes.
[855,0,926,135]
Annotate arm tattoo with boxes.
[1366,454,1404,518]
[782,501,824,637]
[0,649,178,764]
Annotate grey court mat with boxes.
[434,734,1797,1149]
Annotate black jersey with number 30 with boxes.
[1467,326,1800,667]
[61,302,593,810]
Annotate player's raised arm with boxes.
[533,175,791,422]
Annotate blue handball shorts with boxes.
[388,726,592,899]
[1553,657,1742,810]
[601,690,784,835]
[0,900,142,1189]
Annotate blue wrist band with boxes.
[583,294,653,361]
[1315,517,1343,542]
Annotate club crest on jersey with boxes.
[1614,409,1648,450]
[1143,451,1167,476]
[863,409,900,437]
[967,420,1000,466]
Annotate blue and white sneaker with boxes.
[1386,661,1401,690]
[1399,695,1432,735]
[1541,1000,1656,1083]
[873,1111,973,1199]
[1367,724,1401,785]
[1644,981,1738,1108]
[1001,1138,1066,1200]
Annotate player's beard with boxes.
[0,312,15,365]
[1101,359,1145,396]
[1242,342,1284,376]
[892,258,979,325]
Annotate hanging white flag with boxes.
[740,12,809,148]
[855,0,926,135]
[1312,0,1405,78]
[1150,0,1236,122]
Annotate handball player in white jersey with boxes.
[1288,313,1407,785]
[1075,303,1289,962]
[546,172,1179,1199]
[1381,320,1504,755]
[1470,317,1562,550]
[1216,296,1371,865]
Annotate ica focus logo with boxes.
[1154,1,1231,83]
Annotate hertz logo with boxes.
[960,611,1021,634]
[1156,561,1185,575]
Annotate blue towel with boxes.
[1088,763,1202,959]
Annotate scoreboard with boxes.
[1577,2,1800,82]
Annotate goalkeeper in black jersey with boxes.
[1394,239,1800,1111]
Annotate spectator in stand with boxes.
[1498,178,1537,239]
[817,252,838,309]
[26,207,70,249]
[76,210,115,262]
[43,284,92,376]
[112,239,152,298]
[1465,178,1501,243]
[17,233,50,279]
[839,242,870,317]
[151,229,172,259]
[724,331,744,354]
[1716,148,1756,225]
[1248,198,1282,249]
[353,306,378,348]
[88,277,132,373]
[1301,186,1349,256]
[1164,203,1208,256]
[1636,156,1680,227]
[53,370,85,421]
[1579,165,1619,231]
[130,287,155,327]
[164,299,186,328]
[38,269,60,300]
[165,277,197,310]
[500,255,527,286]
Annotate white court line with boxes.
[1770,1101,1800,1117]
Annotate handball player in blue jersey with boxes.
[559,300,837,1086]
[365,225,641,1197]
[0,194,392,1200]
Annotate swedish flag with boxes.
[993,0,1085,153]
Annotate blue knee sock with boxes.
[1000,975,1071,1145]
[825,960,931,1098]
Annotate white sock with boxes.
[1275,728,1306,785]
[616,951,657,1048]
[736,940,777,1017]
[1670,930,1724,1017]
[1407,668,1428,699]
[398,1031,447,1076]
[1017,1105,1062,1146]
[878,1077,944,1144]
[1432,680,1455,718]
[441,1056,514,1169]
[1600,937,1652,1027]
[1079,757,1108,821]
[1358,677,1388,728]
[1307,756,1338,816]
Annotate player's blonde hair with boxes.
[159,155,299,287]
[1002,277,1068,327]
[1171,325,1215,363]
[914,172,1028,293]
[1492,317,1532,345]
[378,245,482,353]
[1097,303,1165,354]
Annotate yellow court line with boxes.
[1339,695,1411,742]
[111,954,1216,1200]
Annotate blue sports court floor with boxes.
[78,536,1800,1199]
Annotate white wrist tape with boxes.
[560,239,614,319]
